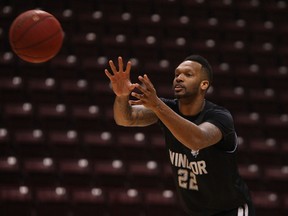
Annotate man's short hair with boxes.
[184,54,213,85]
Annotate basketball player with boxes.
[105,55,255,216]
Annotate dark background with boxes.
[0,0,287,215]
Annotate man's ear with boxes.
[201,80,209,90]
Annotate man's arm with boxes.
[114,95,158,127]
[130,75,222,151]
[152,99,222,150]
[104,57,158,127]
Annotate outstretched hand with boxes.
[105,56,136,97]
[130,74,161,110]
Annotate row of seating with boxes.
[0,185,181,216]
[0,184,287,216]
[1,54,287,78]
[1,5,288,50]
[0,87,287,109]
[1,0,287,19]
[0,102,287,127]
[1,154,287,182]
[0,106,288,141]
[0,70,287,95]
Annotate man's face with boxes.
[173,60,203,99]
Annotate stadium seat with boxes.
[94,159,127,187]
[101,34,131,58]
[216,87,249,112]
[37,103,69,129]
[0,185,33,216]
[130,35,160,61]
[26,78,60,103]
[13,129,48,157]
[0,156,21,185]
[127,160,162,188]
[48,130,83,158]
[35,186,71,216]
[264,114,288,138]
[251,191,282,216]
[116,131,150,160]
[233,112,265,138]
[248,88,280,114]
[143,188,181,216]
[238,163,262,191]
[108,188,144,216]
[23,157,57,186]
[0,77,26,102]
[58,158,93,186]
[71,187,108,216]
[264,165,288,192]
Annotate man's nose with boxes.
[176,73,184,81]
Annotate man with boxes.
[105,55,255,216]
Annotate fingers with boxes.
[130,92,144,105]
[130,74,154,96]
[138,74,154,91]
[131,92,143,99]
[143,74,154,89]
[129,99,142,105]
[107,56,131,75]
[126,60,132,75]
[104,69,113,80]
[143,74,152,85]
[109,60,117,74]
[119,56,132,74]
[134,83,147,94]
[128,83,137,91]
[108,56,123,74]
[118,56,123,72]
[130,75,156,107]
[139,74,151,87]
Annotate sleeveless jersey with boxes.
[158,98,252,216]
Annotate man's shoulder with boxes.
[205,100,231,114]
[204,100,235,123]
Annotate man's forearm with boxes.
[113,95,133,126]
[152,99,208,151]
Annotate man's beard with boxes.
[174,86,200,99]
[174,93,198,99]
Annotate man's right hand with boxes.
[105,56,136,97]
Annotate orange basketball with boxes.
[9,9,64,63]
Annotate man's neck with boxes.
[178,96,206,116]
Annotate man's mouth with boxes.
[174,84,185,92]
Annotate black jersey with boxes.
[158,98,252,216]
